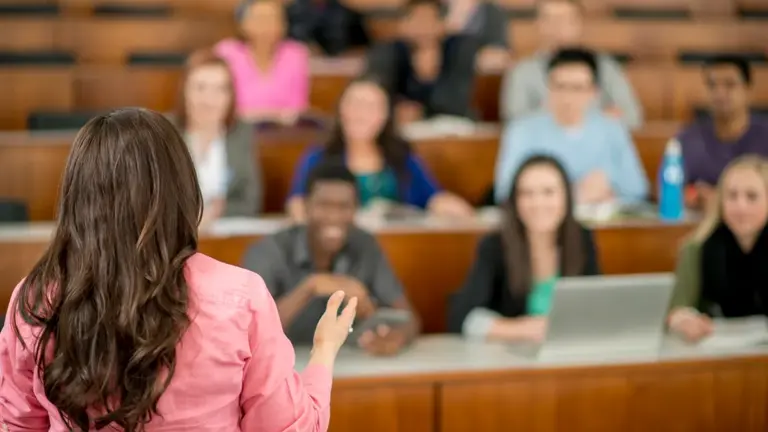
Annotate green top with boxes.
[526,274,559,316]
[670,240,711,312]
[356,170,399,207]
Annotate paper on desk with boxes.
[700,316,768,349]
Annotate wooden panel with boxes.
[74,66,182,110]
[330,384,435,432]
[0,69,74,130]
[736,0,768,11]
[508,20,767,59]
[442,360,768,432]
[0,18,62,52]
[672,67,768,122]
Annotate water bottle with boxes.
[658,138,685,221]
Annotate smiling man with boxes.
[242,158,419,355]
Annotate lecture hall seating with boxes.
[2,64,768,129]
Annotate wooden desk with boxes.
[0,216,695,331]
[307,335,768,432]
[0,124,675,219]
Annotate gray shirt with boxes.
[241,225,406,344]
[500,52,643,130]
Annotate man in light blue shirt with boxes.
[494,48,649,205]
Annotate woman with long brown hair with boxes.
[447,155,599,342]
[0,108,355,431]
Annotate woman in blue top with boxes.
[447,155,600,343]
[286,75,473,221]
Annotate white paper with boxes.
[700,316,768,349]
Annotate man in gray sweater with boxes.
[500,0,643,129]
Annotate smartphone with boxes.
[348,308,412,343]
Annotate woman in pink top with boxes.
[215,0,310,125]
[0,108,356,432]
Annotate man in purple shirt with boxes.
[677,55,768,208]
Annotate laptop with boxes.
[537,273,674,362]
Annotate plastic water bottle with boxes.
[658,139,685,221]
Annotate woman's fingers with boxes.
[324,291,345,316]
[337,297,358,329]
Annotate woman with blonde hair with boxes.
[668,155,768,343]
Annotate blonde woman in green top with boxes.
[669,155,768,343]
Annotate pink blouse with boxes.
[0,253,332,431]
[214,38,310,115]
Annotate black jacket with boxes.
[446,228,600,333]
[365,35,478,119]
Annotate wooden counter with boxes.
[0,215,695,331]
[308,334,768,432]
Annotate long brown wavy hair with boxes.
[11,108,203,431]
[501,155,586,296]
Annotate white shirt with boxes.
[188,136,228,205]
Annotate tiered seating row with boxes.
[3,0,768,16]
[3,64,768,130]
[1,18,765,64]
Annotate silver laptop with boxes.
[537,273,674,362]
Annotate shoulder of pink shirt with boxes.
[213,38,247,60]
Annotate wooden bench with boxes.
[1,17,765,63]
[0,124,677,221]
[0,214,694,331]
[5,63,766,129]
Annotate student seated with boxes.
[285,0,370,56]
[500,0,642,129]
[216,0,309,125]
[242,160,420,356]
[286,75,474,221]
[365,0,478,123]
[443,0,510,70]
[175,50,262,228]
[668,156,768,343]
[676,56,768,210]
[448,155,599,342]
[494,48,649,205]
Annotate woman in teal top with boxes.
[285,75,474,220]
[448,155,599,342]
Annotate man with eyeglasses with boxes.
[500,0,642,130]
[494,48,649,206]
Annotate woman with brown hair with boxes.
[447,155,599,342]
[0,109,355,431]
[176,49,262,227]
[668,155,768,343]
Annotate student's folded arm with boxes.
[608,122,650,203]
[240,273,332,432]
[447,235,501,338]
[600,56,644,130]
[0,288,50,431]
[493,123,529,204]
